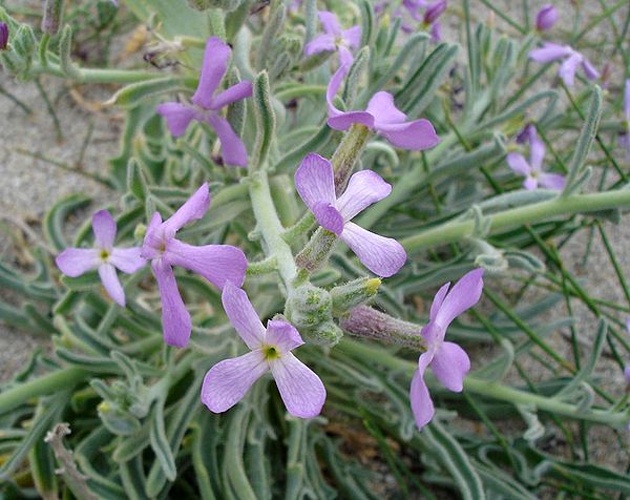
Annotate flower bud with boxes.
[330,277,381,316]
[286,283,343,345]
[535,4,558,32]
[0,22,8,51]
[42,0,64,35]
[423,0,447,25]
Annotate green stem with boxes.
[402,189,630,254]
[0,367,88,415]
[331,124,371,193]
[30,62,157,84]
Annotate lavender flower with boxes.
[326,65,440,150]
[141,184,248,348]
[156,37,252,167]
[304,11,361,66]
[529,42,599,87]
[507,125,565,190]
[56,210,146,307]
[201,281,326,418]
[619,79,630,159]
[535,4,558,32]
[295,153,407,277]
[0,22,8,51]
[410,268,484,430]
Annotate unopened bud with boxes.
[423,0,447,25]
[535,4,558,32]
[0,22,8,51]
[286,283,343,345]
[42,0,64,35]
[331,277,381,316]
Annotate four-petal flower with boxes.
[201,281,326,418]
[529,42,599,87]
[326,65,440,150]
[141,184,248,348]
[156,36,252,167]
[56,210,146,307]
[410,268,484,430]
[304,11,361,66]
[295,152,407,277]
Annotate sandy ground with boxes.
[0,0,628,476]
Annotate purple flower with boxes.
[304,11,361,66]
[529,42,599,87]
[535,4,558,32]
[141,184,248,348]
[619,79,630,159]
[156,37,252,167]
[410,268,483,430]
[326,65,440,150]
[295,153,407,277]
[0,22,8,51]
[56,210,146,307]
[201,281,326,418]
[507,125,565,190]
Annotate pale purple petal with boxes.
[523,176,538,190]
[295,153,337,211]
[162,183,210,234]
[366,92,407,125]
[98,263,125,307]
[328,111,375,131]
[211,81,253,111]
[340,222,407,277]
[56,248,100,276]
[313,202,344,235]
[423,0,447,25]
[529,129,545,170]
[318,11,341,35]
[270,352,326,418]
[536,4,558,32]
[429,21,442,42]
[207,114,249,167]
[92,210,116,249]
[558,53,581,87]
[581,59,599,80]
[506,152,532,176]
[109,247,146,274]
[433,268,484,329]
[337,45,355,66]
[326,65,351,119]
[410,351,435,429]
[624,80,630,121]
[221,281,265,350]
[265,319,304,352]
[141,212,165,260]
[304,34,337,57]
[429,282,451,322]
[529,43,573,63]
[192,36,230,109]
[152,259,191,348]
[201,351,268,413]
[335,170,392,221]
[164,239,247,289]
[431,341,470,392]
[342,25,362,49]
[377,119,440,150]
[539,172,566,190]
[156,102,196,137]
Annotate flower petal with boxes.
[92,210,116,249]
[558,53,581,87]
[580,59,599,80]
[56,248,100,277]
[340,222,407,277]
[201,351,268,413]
[98,263,125,307]
[318,10,341,35]
[295,153,337,211]
[429,282,451,322]
[141,212,165,260]
[164,239,247,289]
[304,34,336,57]
[539,172,566,190]
[221,281,265,350]
[163,183,210,234]
[328,111,376,131]
[342,25,362,49]
[336,170,392,221]
[192,36,230,109]
[431,341,471,392]
[109,247,146,274]
[523,176,538,191]
[529,42,573,63]
[152,259,191,348]
[377,119,440,150]
[326,65,351,119]
[265,319,304,353]
[211,81,253,111]
[433,268,484,329]
[270,352,326,418]
[506,152,532,177]
[624,79,630,121]
[409,354,435,430]
[207,114,249,167]
[156,102,196,137]
[313,201,344,235]
[366,92,407,125]
[528,129,545,170]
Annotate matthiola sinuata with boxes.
[529,42,599,87]
[141,183,247,348]
[304,11,361,66]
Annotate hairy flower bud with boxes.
[535,4,558,32]
[330,277,381,316]
[286,283,343,345]
[0,22,8,51]
[42,0,64,35]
